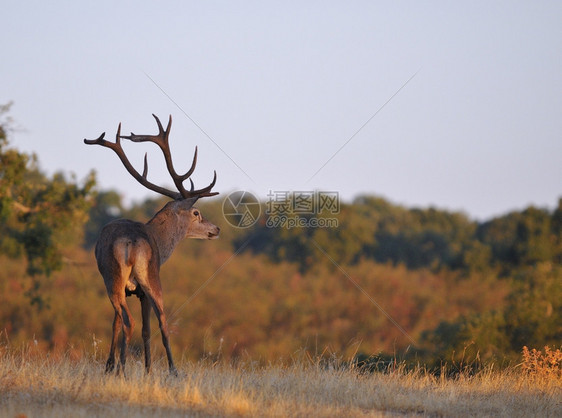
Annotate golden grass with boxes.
[1,345,560,417]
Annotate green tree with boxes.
[477,206,558,270]
[0,103,96,307]
[503,263,562,351]
[551,198,562,264]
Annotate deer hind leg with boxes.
[107,294,135,375]
[119,299,135,374]
[140,293,152,373]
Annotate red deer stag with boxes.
[84,114,219,375]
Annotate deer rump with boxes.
[95,219,160,299]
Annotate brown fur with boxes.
[95,203,219,374]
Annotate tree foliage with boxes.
[231,192,562,363]
[0,104,96,306]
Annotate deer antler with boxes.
[84,115,217,200]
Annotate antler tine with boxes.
[84,131,107,145]
[174,147,218,198]
[142,153,149,179]
[120,114,187,192]
[115,121,122,145]
[120,114,170,146]
[153,113,171,144]
[181,170,218,198]
[178,146,198,182]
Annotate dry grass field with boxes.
[1,345,560,417]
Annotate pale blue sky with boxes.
[3,1,561,220]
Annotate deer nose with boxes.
[208,226,220,238]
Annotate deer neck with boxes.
[145,202,188,265]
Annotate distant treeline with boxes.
[79,192,562,366]
[86,192,562,275]
[234,195,562,274]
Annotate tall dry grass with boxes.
[1,344,560,417]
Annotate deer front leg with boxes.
[140,294,152,373]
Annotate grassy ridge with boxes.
[1,346,560,417]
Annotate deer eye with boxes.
[193,210,200,217]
